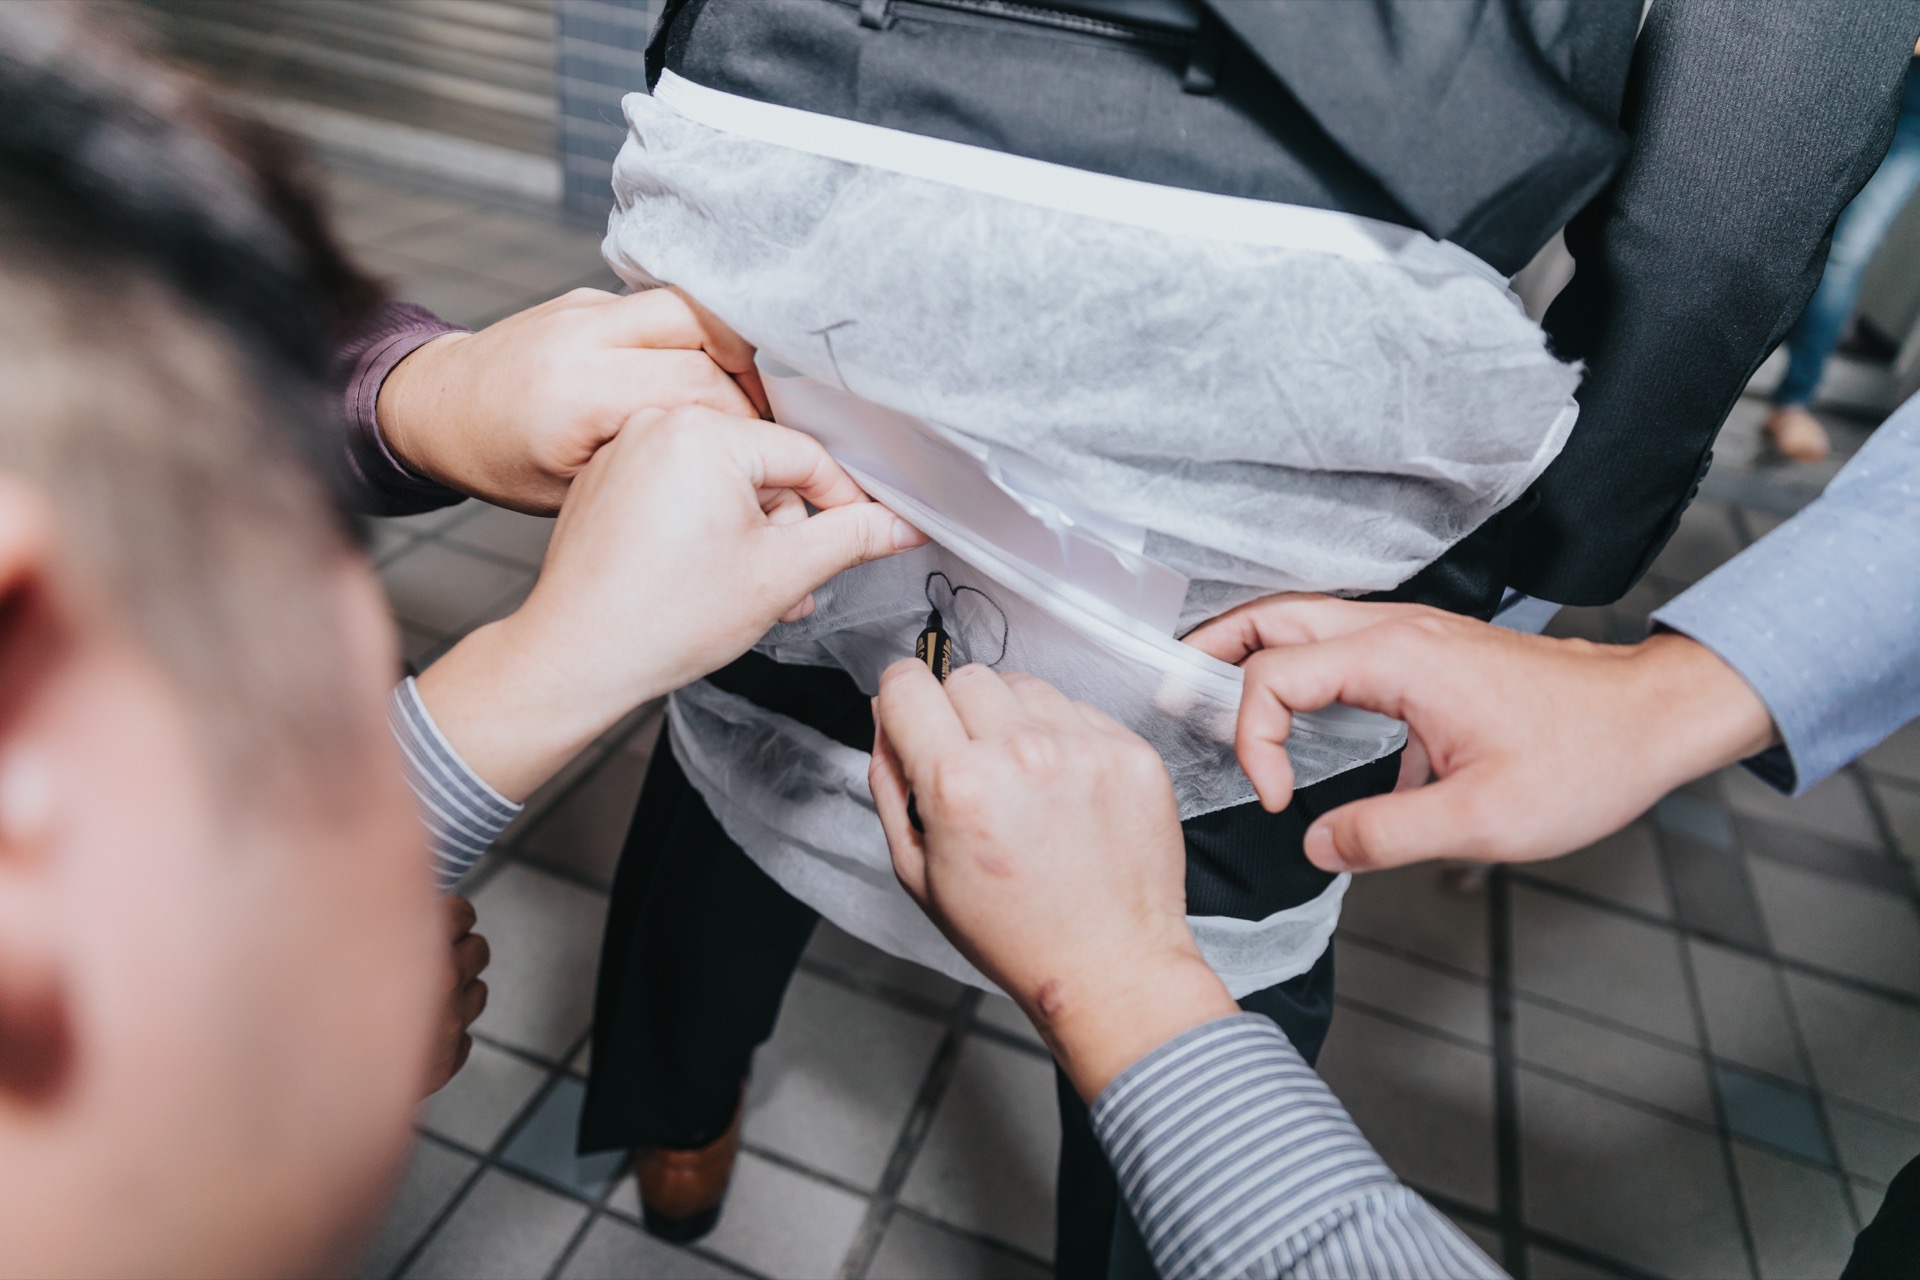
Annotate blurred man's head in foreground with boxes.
[0,7,436,1275]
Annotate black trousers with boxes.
[579,654,1394,1276]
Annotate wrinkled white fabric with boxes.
[670,679,1348,1000]
[605,81,1583,613]
[603,80,1580,995]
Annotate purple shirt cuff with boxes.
[335,302,469,517]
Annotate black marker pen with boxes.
[906,606,950,833]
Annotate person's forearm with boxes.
[412,612,656,804]
[1091,1014,1504,1280]
[1652,395,1920,794]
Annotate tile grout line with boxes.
[388,1060,577,1279]
[1487,868,1527,1278]
[1657,822,1764,1280]
[1851,760,1920,912]
[836,988,984,1279]
[1511,871,1920,1011]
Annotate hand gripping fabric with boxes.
[605,77,1581,997]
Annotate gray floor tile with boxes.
[701,1152,868,1280]
[867,1212,1050,1280]
[1863,724,1920,787]
[1785,970,1920,1124]
[1525,1245,1627,1279]
[500,1075,629,1200]
[1317,1007,1498,1211]
[1334,937,1492,1046]
[444,504,555,569]
[571,1040,592,1077]
[1688,939,1807,1085]
[1872,778,1920,870]
[421,1038,550,1152]
[1661,832,1770,950]
[516,748,650,887]
[1733,1143,1859,1280]
[400,624,444,669]
[1518,1072,1748,1279]
[359,1137,478,1280]
[331,175,477,246]
[1654,792,1738,848]
[1748,857,1920,996]
[1826,1103,1920,1185]
[375,207,610,293]
[358,246,545,329]
[381,540,533,635]
[382,503,477,536]
[402,1169,590,1280]
[1715,1064,1833,1165]
[1646,499,1743,586]
[1721,765,1883,848]
[1739,816,1914,896]
[1337,864,1489,978]
[1515,999,1714,1123]
[470,863,610,1058]
[1852,1177,1889,1225]
[558,1217,745,1279]
[1510,884,1699,1046]
[803,920,968,1011]
[1444,1216,1504,1264]
[743,971,946,1190]
[973,991,1043,1046]
[898,1036,1060,1259]
[1519,822,1672,917]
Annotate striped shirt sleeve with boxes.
[388,677,521,890]
[1091,1013,1505,1280]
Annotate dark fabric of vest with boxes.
[648,0,1633,274]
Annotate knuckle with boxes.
[925,755,988,813]
[1002,728,1062,775]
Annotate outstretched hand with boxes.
[1184,595,1778,874]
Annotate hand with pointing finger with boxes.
[868,660,1238,1101]
[1185,595,1778,874]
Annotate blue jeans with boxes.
[1774,64,1920,407]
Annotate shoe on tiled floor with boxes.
[637,1088,745,1243]
[1763,404,1831,462]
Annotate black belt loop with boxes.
[859,0,896,30]
[1182,14,1221,94]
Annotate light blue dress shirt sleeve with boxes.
[1652,393,1920,793]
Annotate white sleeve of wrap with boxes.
[1091,1013,1506,1280]
[387,676,521,891]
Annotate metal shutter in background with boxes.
[141,0,557,157]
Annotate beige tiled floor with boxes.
[342,159,1920,1279]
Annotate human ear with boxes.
[0,478,75,1106]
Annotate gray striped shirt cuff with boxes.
[389,677,521,891]
[1092,1013,1503,1280]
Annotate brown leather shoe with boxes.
[1764,405,1832,463]
[635,1090,744,1243]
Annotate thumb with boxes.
[777,501,925,592]
[1304,773,1507,873]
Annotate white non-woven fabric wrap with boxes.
[606,76,1581,997]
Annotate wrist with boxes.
[376,332,471,486]
[1627,631,1778,785]
[415,611,630,802]
[1033,949,1239,1103]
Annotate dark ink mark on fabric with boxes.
[808,319,857,392]
[925,571,1009,667]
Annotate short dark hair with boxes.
[0,4,388,791]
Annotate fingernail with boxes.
[1304,824,1342,870]
[892,518,926,549]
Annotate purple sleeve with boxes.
[333,301,470,517]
